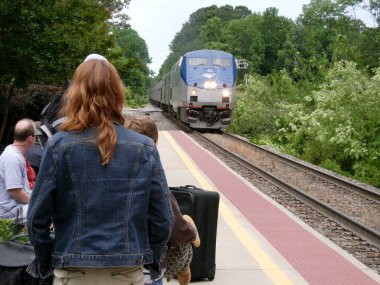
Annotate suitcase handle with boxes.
[182,185,196,189]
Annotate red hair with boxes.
[60,59,125,165]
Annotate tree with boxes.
[158,5,251,78]
[258,8,293,74]
[296,0,365,62]
[111,26,151,101]
[234,6,252,18]
[200,17,224,45]
[200,8,293,75]
[224,14,265,73]
[355,27,380,70]
[0,0,130,141]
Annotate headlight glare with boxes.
[203,81,217,89]
[222,90,229,97]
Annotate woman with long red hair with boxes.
[27,54,174,285]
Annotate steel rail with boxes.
[221,131,380,202]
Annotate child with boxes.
[124,115,200,285]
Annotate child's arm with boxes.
[169,192,197,245]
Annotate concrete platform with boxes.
[157,130,380,285]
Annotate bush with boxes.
[230,75,278,137]
[352,162,380,188]
[124,86,148,108]
[230,61,380,188]
[1,83,63,145]
[0,219,16,244]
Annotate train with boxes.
[149,49,237,129]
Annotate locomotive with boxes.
[149,49,237,129]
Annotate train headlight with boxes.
[222,89,229,97]
[191,89,197,95]
[203,81,217,89]
[209,81,217,89]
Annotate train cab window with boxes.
[188,57,208,66]
[212,58,231,67]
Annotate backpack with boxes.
[29,82,68,173]
[37,84,69,149]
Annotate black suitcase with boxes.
[170,185,220,281]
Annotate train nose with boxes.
[205,110,216,118]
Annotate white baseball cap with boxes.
[84,54,108,62]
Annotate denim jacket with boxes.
[27,125,174,278]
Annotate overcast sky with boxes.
[125,0,372,75]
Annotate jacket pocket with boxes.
[111,266,143,285]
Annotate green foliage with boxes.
[0,219,16,244]
[112,26,150,67]
[294,0,367,67]
[277,34,331,84]
[0,0,127,87]
[157,5,249,78]
[105,25,151,108]
[8,84,63,123]
[354,27,380,71]
[111,27,151,97]
[279,61,380,186]
[225,15,265,73]
[269,70,299,102]
[230,74,283,137]
[352,161,380,186]
[200,13,268,73]
[200,17,224,44]
[259,8,294,74]
[124,86,147,108]
[0,83,63,144]
[0,0,133,142]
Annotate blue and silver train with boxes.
[149,49,237,129]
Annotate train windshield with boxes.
[188,57,208,66]
[212,58,231,67]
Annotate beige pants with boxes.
[53,266,143,285]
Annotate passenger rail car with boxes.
[150,50,237,129]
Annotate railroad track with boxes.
[221,131,380,201]
[193,131,380,248]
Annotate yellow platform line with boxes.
[163,131,294,285]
